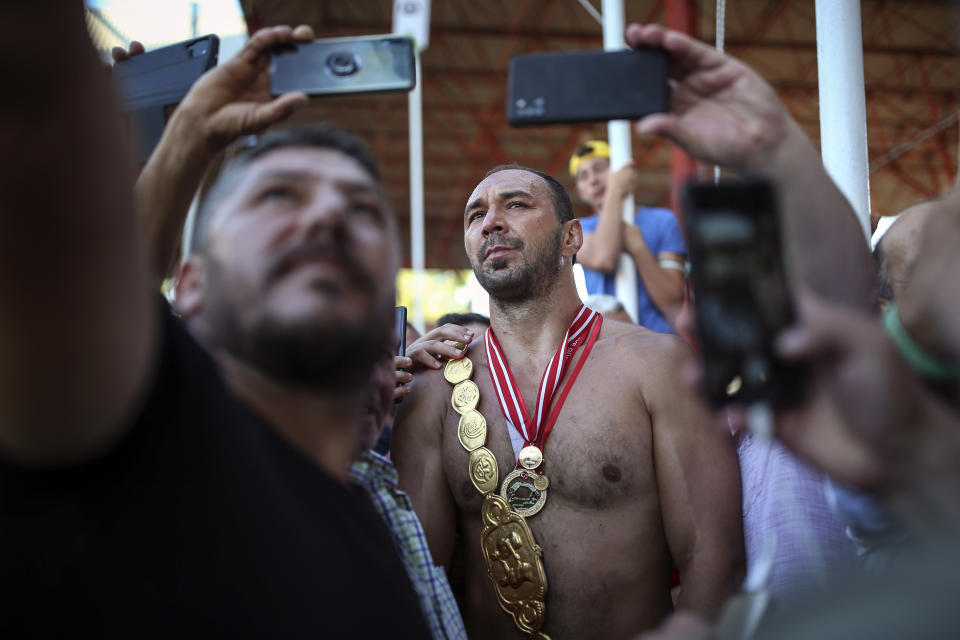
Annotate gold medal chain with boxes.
[443,352,550,640]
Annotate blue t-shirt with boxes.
[579,206,686,334]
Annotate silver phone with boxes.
[270,35,416,97]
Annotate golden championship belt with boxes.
[446,348,551,640]
[481,494,550,640]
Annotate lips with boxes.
[484,245,515,261]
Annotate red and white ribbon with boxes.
[484,304,602,464]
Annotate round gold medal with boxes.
[451,379,480,414]
[533,473,550,491]
[468,447,499,494]
[457,409,487,452]
[518,445,543,470]
[500,468,547,517]
[443,357,473,384]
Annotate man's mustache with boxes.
[477,234,524,264]
[267,240,375,291]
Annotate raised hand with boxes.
[627,23,797,174]
[171,25,313,150]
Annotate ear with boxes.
[173,256,207,318]
[561,219,583,259]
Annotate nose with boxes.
[480,203,507,237]
[298,183,348,236]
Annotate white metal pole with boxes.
[409,51,426,332]
[601,0,639,322]
[815,0,871,239]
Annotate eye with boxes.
[467,210,486,224]
[350,201,382,218]
[259,185,297,203]
[507,201,528,209]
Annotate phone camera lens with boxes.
[327,51,360,77]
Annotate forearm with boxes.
[577,189,626,273]
[886,394,960,537]
[136,107,218,283]
[624,242,685,316]
[758,121,876,311]
[0,4,155,463]
[675,550,743,619]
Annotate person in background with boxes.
[571,140,687,333]
[584,292,635,324]
[121,30,467,639]
[0,9,430,635]
[437,311,491,337]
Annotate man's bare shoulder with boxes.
[596,318,697,372]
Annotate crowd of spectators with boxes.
[2,4,959,639]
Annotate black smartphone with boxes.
[683,181,806,408]
[270,35,416,97]
[395,306,408,357]
[506,47,669,126]
[113,35,219,163]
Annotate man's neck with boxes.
[216,352,363,483]
[488,274,584,368]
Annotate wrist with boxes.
[883,303,959,383]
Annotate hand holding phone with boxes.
[112,35,219,162]
[683,181,807,408]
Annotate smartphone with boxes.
[395,306,408,357]
[683,181,806,408]
[506,47,669,126]
[113,35,219,163]
[270,35,416,97]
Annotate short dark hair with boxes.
[484,164,574,225]
[437,312,490,328]
[189,123,382,255]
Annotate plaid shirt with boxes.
[350,451,467,640]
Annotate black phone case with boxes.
[506,47,669,126]
[683,181,807,408]
[113,35,219,163]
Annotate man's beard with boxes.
[472,230,563,302]
[199,252,389,391]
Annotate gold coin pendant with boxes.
[451,379,480,414]
[444,357,474,385]
[468,447,499,494]
[457,409,488,452]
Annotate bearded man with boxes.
[394,163,743,639]
[0,8,429,636]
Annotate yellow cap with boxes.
[569,140,610,177]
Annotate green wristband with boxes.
[883,303,959,382]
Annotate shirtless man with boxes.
[394,161,744,639]
[394,18,882,638]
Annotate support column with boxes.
[602,0,638,321]
[815,0,871,238]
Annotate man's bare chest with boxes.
[440,360,657,515]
